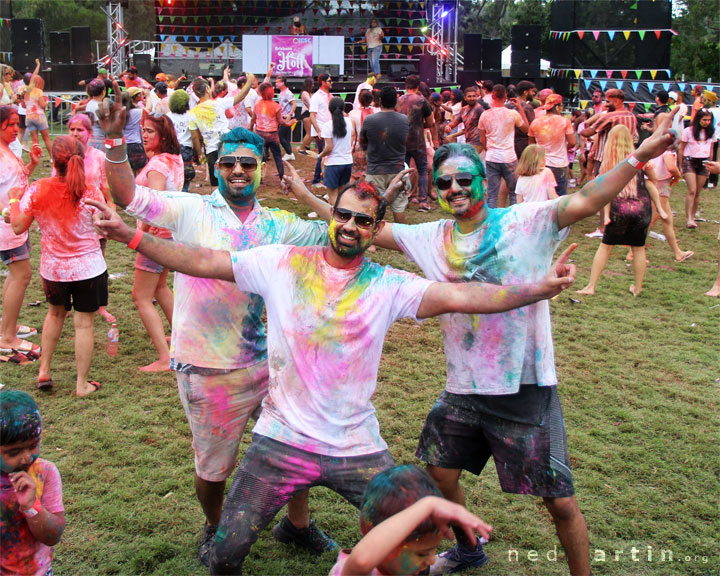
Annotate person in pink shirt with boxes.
[133,114,184,372]
[11,136,107,395]
[0,106,41,357]
[680,108,717,228]
[251,82,291,181]
[478,84,529,207]
[528,94,576,196]
[1,390,66,576]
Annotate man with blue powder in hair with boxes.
[95,81,336,566]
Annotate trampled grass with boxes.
[1,152,718,575]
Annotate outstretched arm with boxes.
[556,108,680,230]
[416,244,577,319]
[88,199,234,282]
[95,80,135,208]
[341,496,492,576]
[232,73,254,106]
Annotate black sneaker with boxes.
[197,522,218,567]
[271,515,338,556]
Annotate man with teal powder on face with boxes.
[366,110,680,574]
[95,81,336,566]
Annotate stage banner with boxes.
[271,35,313,77]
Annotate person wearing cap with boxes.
[528,93,576,196]
[290,16,307,35]
[145,81,173,116]
[533,88,554,119]
[668,90,688,135]
[121,66,152,91]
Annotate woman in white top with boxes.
[0,106,41,356]
[360,18,384,78]
[318,97,354,204]
[680,108,717,228]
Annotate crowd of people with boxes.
[1,52,718,576]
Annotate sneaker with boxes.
[430,540,488,575]
[197,523,218,567]
[418,203,435,213]
[584,229,603,239]
[648,231,667,242]
[271,515,338,556]
[568,178,577,188]
[282,153,296,161]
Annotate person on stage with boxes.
[357,18,384,79]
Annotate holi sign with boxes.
[271,36,313,77]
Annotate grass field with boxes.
[1,149,718,576]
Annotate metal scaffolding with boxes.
[102,1,127,76]
[425,0,461,83]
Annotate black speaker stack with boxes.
[459,34,502,87]
[510,25,541,79]
[11,19,45,73]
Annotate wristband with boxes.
[21,498,42,518]
[627,155,647,170]
[105,154,129,165]
[9,198,20,204]
[104,137,125,150]
[127,228,144,250]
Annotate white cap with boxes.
[668,91,678,101]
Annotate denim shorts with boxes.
[323,163,353,189]
[416,386,575,498]
[25,115,48,132]
[176,361,269,482]
[212,434,394,573]
[1,237,31,265]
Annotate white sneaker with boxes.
[648,231,667,242]
[585,229,603,239]
[568,178,577,188]
[282,153,296,161]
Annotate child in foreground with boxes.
[330,465,492,576]
[1,390,65,575]
[515,144,558,203]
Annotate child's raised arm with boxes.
[9,471,65,546]
[340,496,492,576]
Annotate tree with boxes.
[670,0,719,82]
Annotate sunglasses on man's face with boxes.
[435,172,480,191]
[216,155,258,171]
[333,207,376,229]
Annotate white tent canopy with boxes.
[501,45,551,73]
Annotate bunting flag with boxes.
[678,82,686,91]
[589,70,597,79]
[623,30,631,40]
[599,80,607,90]
[580,100,589,109]
[605,70,613,78]
[631,82,640,92]
[616,81,623,89]
[583,79,592,89]
[644,102,652,112]
[621,70,628,79]
[550,28,678,40]
[650,70,657,79]
[628,102,636,111]
[662,82,671,91]
[647,82,655,92]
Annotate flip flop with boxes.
[1,340,41,355]
[36,379,54,390]
[8,352,33,365]
[88,381,101,392]
[16,325,37,339]
[676,251,694,263]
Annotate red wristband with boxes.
[127,228,144,250]
[21,498,42,518]
[105,137,125,150]
[627,154,646,170]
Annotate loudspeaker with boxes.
[50,32,72,64]
[509,64,540,79]
[133,54,152,79]
[481,38,501,70]
[11,19,44,71]
[511,26,541,51]
[50,64,75,91]
[457,70,480,88]
[388,63,417,81]
[312,64,340,78]
[418,53,436,85]
[550,0,574,30]
[71,27,92,64]
[72,64,96,87]
[463,34,482,71]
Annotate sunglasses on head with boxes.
[216,155,258,170]
[435,172,479,191]
[333,207,376,229]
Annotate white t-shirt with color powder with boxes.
[309,89,332,136]
[479,106,523,163]
[230,245,432,456]
[516,168,557,203]
[320,116,354,166]
[392,199,569,395]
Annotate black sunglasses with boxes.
[333,207,376,229]
[217,155,258,170]
[435,172,480,191]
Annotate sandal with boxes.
[36,379,54,390]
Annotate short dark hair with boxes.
[276,75,286,85]
[482,80,494,91]
[192,78,209,98]
[359,466,443,539]
[405,74,420,90]
[517,80,536,94]
[656,90,669,105]
[318,73,331,84]
[380,85,397,108]
[87,79,105,97]
[335,180,387,223]
[358,89,373,107]
[464,85,479,95]
[0,390,42,446]
[492,84,506,100]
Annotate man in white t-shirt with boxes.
[352,73,376,110]
[528,94,576,196]
[96,88,337,566]
[478,84,529,207]
[369,116,679,575]
[309,73,333,185]
[91,177,576,575]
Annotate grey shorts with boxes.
[416,386,575,498]
[1,237,31,265]
[366,172,408,213]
